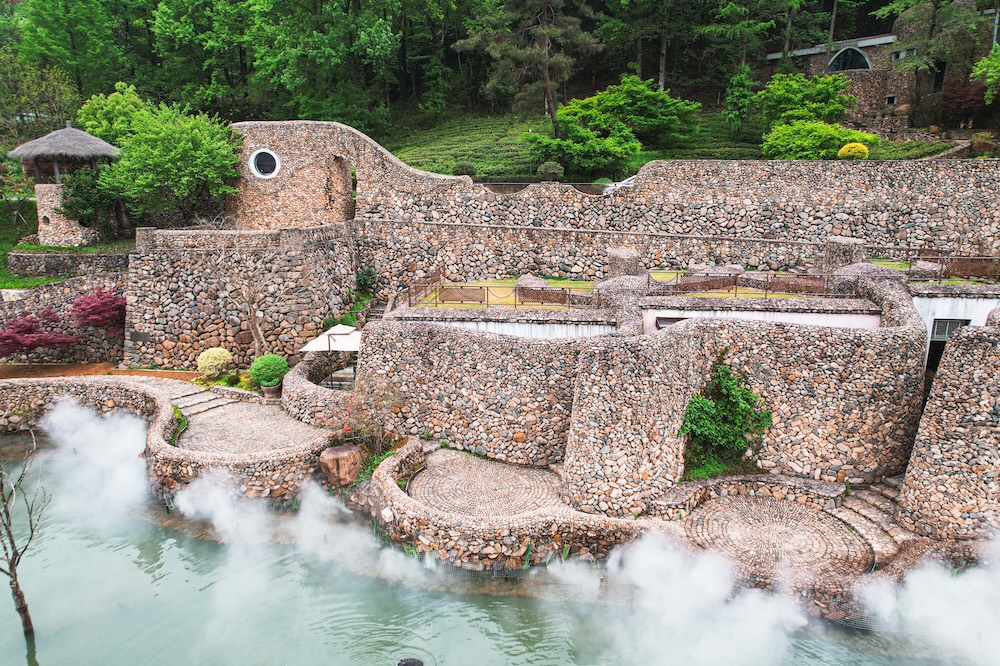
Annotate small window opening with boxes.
[932,62,947,93]
[250,149,280,179]
[926,318,969,370]
[886,95,897,106]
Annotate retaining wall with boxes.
[896,309,1000,539]
[7,251,129,278]
[124,224,356,368]
[0,274,126,363]
[280,352,353,428]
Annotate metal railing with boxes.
[407,283,597,309]
[647,272,861,299]
[904,251,1000,283]
[405,267,444,307]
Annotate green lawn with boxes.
[0,199,67,289]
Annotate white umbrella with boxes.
[299,325,363,352]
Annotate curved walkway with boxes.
[127,377,330,454]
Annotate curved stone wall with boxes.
[280,352,353,428]
[896,309,1000,539]
[356,270,926,517]
[0,377,329,500]
[7,251,129,278]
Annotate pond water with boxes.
[0,404,989,665]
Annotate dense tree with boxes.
[0,45,79,146]
[17,0,124,96]
[457,0,600,135]
[753,73,856,130]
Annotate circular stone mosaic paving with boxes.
[684,496,875,578]
[408,449,567,518]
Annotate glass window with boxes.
[829,48,871,72]
[931,319,969,341]
[250,149,280,179]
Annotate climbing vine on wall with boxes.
[678,364,772,481]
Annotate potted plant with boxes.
[249,353,290,398]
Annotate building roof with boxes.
[7,122,119,161]
[766,35,897,61]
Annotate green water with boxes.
[0,424,950,666]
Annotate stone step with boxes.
[843,496,897,533]
[182,397,235,416]
[882,475,904,490]
[827,507,898,563]
[875,485,900,501]
[163,387,207,401]
[853,489,896,514]
[171,391,217,408]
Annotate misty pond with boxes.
[0,403,992,665]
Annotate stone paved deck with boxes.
[684,495,875,578]
[128,377,330,454]
[408,449,569,518]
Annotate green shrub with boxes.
[537,161,565,181]
[837,142,870,160]
[678,365,772,480]
[196,347,233,377]
[338,313,357,326]
[248,354,290,387]
[754,73,856,132]
[762,121,880,160]
[452,161,477,177]
[356,267,377,295]
[322,316,338,330]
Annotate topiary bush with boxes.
[537,161,564,181]
[837,142,870,160]
[678,364,772,481]
[356,267,377,296]
[248,353,290,387]
[196,347,234,377]
[762,121,880,160]
[452,161,477,177]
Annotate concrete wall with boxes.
[912,294,1000,361]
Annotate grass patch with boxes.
[12,239,135,254]
[0,199,68,289]
[682,458,764,482]
[356,450,397,484]
[170,405,188,446]
[872,258,911,270]
[384,114,551,178]
[868,141,952,160]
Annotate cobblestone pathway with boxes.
[408,449,570,518]
[683,495,876,577]
[127,377,330,454]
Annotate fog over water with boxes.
[0,401,992,664]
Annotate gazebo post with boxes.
[32,158,41,183]
[53,160,61,184]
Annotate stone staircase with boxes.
[824,475,916,565]
[169,388,236,416]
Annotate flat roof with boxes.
[766,35,897,61]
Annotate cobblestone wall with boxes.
[7,251,129,277]
[896,311,1000,539]
[0,377,330,500]
[124,225,356,369]
[356,321,581,466]
[280,352,353,427]
[0,274,126,363]
[34,184,100,247]
[355,270,926,517]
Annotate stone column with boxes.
[606,246,641,278]
[822,236,867,272]
[34,183,100,247]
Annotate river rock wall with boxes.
[896,309,1000,539]
[124,225,356,369]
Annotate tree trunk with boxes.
[783,10,795,61]
[540,11,559,137]
[10,574,34,640]
[828,0,838,47]
[636,33,642,78]
[658,9,670,91]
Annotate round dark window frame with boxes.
[250,149,281,179]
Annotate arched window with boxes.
[828,48,872,73]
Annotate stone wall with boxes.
[7,251,129,278]
[896,310,1000,539]
[357,218,819,291]
[280,352,353,428]
[0,274,126,363]
[355,271,926,517]
[34,184,100,247]
[0,377,331,500]
[356,322,581,466]
[124,224,356,369]
[227,121,469,230]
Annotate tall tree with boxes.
[457,0,600,135]
[17,0,124,96]
[700,0,776,67]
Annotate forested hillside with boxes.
[1,0,896,142]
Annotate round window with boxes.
[250,149,280,179]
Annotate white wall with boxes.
[913,296,1000,359]
[427,319,617,339]
[641,308,882,334]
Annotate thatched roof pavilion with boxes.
[7,121,118,183]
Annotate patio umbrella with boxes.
[299,325,362,352]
